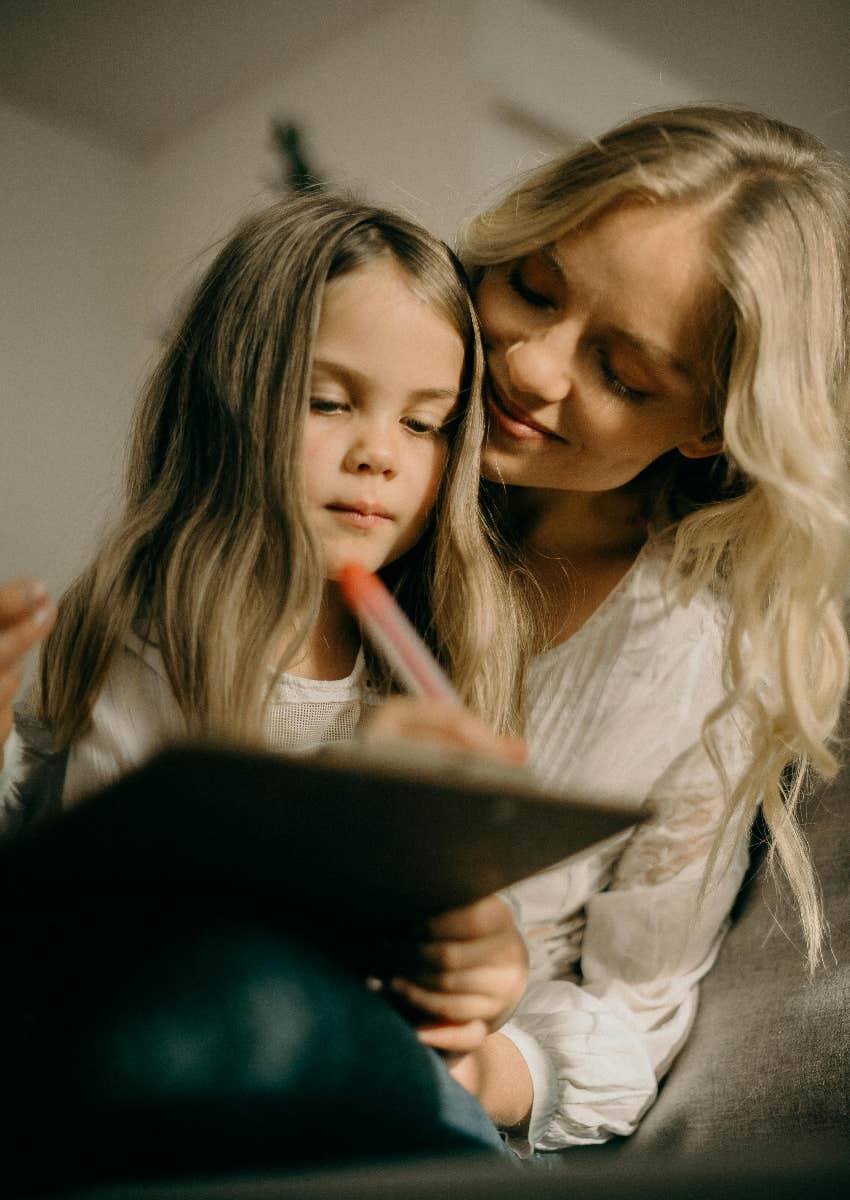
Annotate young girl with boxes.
[371,105,850,1155]
[4,191,527,817]
[0,193,530,1179]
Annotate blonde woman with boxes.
[373,106,850,1155]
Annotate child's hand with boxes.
[362,696,527,765]
[388,894,529,1055]
[0,579,55,765]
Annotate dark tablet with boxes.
[0,739,638,964]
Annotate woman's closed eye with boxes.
[507,263,558,311]
[596,349,654,405]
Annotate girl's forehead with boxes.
[322,257,465,341]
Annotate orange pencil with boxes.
[339,561,461,705]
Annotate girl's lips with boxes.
[486,380,560,442]
[326,505,393,528]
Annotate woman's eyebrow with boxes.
[610,330,693,379]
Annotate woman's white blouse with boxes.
[500,542,751,1153]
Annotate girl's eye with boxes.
[597,351,653,404]
[310,397,348,414]
[507,265,556,311]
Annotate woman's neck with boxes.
[509,487,648,647]
[279,583,361,681]
[510,486,646,558]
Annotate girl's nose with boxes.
[342,432,397,478]
[505,335,572,403]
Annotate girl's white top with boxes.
[1,542,752,1155]
[0,634,380,814]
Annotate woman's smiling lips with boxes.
[486,377,564,442]
[325,502,394,528]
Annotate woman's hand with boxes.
[388,894,529,1055]
[0,579,55,766]
[362,695,527,765]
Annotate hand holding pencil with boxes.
[339,561,526,764]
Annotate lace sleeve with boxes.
[502,716,753,1153]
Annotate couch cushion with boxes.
[616,754,850,1154]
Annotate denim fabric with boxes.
[1,916,505,1192]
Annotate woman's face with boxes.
[477,202,723,494]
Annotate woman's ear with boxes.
[677,428,724,460]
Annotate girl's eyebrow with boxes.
[540,246,693,380]
[312,358,460,401]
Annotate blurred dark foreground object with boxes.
[0,738,635,967]
[0,724,847,1196]
[52,1142,850,1200]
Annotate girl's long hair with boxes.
[40,192,528,749]
[463,105,850,968]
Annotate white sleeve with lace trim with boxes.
[500,716,752,1154]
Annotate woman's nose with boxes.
[505,335,571,403]
[342,430,397,478]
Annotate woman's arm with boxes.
[493,731,753,1154]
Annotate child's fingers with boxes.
[0,661,24,709]
[394,959,519,997]
[389,977,505,1024]
[362,697,527,765]
[424,894,517,941]
[400,929,522,980]
[416,1021,488,1055]
[0,601,55,668]
[0,579,47,623]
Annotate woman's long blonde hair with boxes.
[463,105,850,968]
[40,192,528,748]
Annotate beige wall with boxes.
[0,102,149,598]
[2,0,843,687]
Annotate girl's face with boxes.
[476,202,723,494]
[303,256,465,579]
